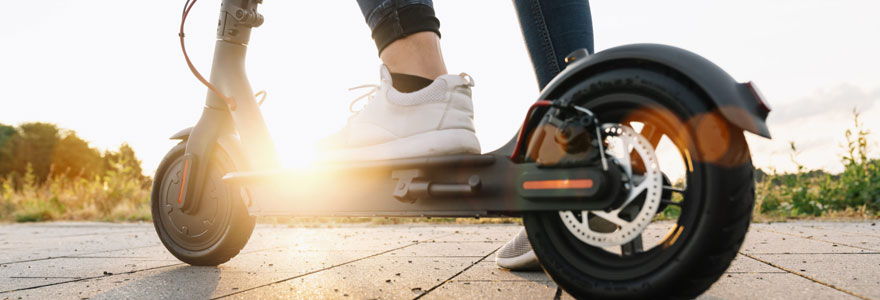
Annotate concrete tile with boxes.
[429,225,521,242]
[1,222,877,299]
[0,256,179,279]
[421,280,560,300]
[765,221,879,236]
[753,253,880,299]
[385,241,501,257]
[0,277,70,293]
[1,265,306,300]
[0,222,151,240]
[220,249,380,274]
[226,256,477,299]
[726,254,783,273]
[753,223,880,252]
[0,230,160,264]
[65,245,179,260]
[242,226,453,252]
[741,229,870,254]
[699,272,860,300]
[0,245,371,300]
[455,261,551,282]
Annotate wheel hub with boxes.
[558,124,663,247]
[159,155,231,250]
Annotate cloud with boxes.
[747,83,880,173]
[767,83,879,126]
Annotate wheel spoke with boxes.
[621,234,644,256]
[622,180,649,208]
[660,199,681,206]
[663,185,686,194]
[591,210,628,227]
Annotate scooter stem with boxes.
[181,0,276,212]
[210,0,277,170]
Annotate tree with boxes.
[103,143,145,180]
[51,130,104,179]
[0,123,17,177]
[12,123,59,183]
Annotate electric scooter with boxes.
[152,0,772,298]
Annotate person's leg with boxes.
[357,0,447,79]
[496,0,594,271]
[513,0,594,89]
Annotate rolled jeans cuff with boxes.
[365,2,441,54]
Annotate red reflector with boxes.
[523,179,593,190]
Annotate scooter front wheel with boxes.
[524,67,754,299]
[151,142,255,266]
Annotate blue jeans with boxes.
[356,0,594,89]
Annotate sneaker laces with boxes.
[347,72,472,113]
[348,84,379,113]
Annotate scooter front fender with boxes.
[170,127,249,174]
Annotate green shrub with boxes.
[755,109,879,219]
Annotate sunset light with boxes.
[2,1,878,299]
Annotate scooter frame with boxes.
[172,0,771,218]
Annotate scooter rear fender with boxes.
[537,43,771,139]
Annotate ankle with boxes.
[380,32,448,79]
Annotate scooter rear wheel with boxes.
[151,142,255,266]
[524,67,754,299]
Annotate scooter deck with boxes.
[224,153,616,218]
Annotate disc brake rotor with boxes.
[558,124,663,248]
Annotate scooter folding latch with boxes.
[392,169,426,203]
[391,170,482,203]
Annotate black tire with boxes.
[524,67,754,299]
[151,142,255,266]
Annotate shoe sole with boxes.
[496,249,542,271]
[322,129,481,161]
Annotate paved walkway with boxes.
[0,221,877,299]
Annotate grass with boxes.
[0,157,151,222]
[1,110,876,223]
[752,110,879,220]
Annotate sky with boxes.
[1,1,878,178]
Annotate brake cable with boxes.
[178,0,237,110]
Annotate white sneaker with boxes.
[320,65,481,161]
[496,228,542,271]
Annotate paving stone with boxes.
[699,272,861,300]
[422,280,560,300]
[226,256,478,299]
[0,256,179,281]
[384,241,501,257]
[741,228,871,254]
[1,222,878,299]
[221,249,380,274]
[429,225,521,242]
[752,253,880,299]
[0,228,160,264]
[0,247,372,299]
[725,254,783,273]
[455,261,551,282]
[753,223,880,252]
[2,265,306,300]
[242,226,454,252]
[0,277,70,293]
